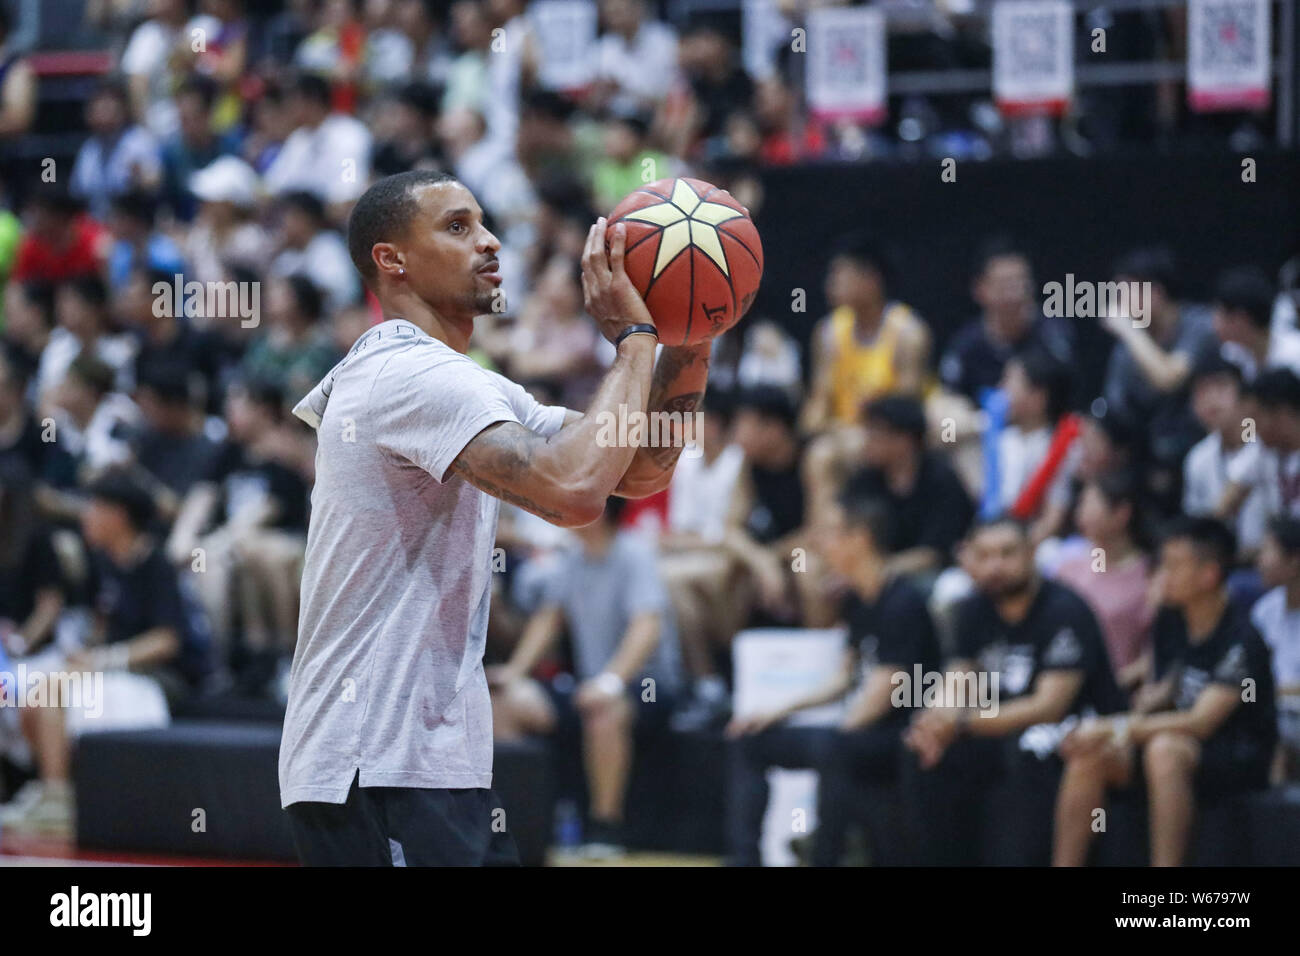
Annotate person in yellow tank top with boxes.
[802,234,931,434]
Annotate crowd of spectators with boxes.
[0,0,1294,864]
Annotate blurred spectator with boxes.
[509,255,603,409]
[121,0,195,140]
[370,81,444,178]
[295,0,367,115]
[1052,470,1154,689]
[1100,247,1217,514]
[665,17,752,159]
[908,516,1124,865]
[182,155,271,285]
[802,233,928,434]
[13,190,109,284]
[130,365,221,518]
[161,75,240,221]
[270,189,360,314]
[1183,354,1267,555]
[841,395,974,579]
[182,0,250,132]
[47,353,140,478]
[752,76,826,166]
[939,239,1073,405]
[659,391,743,727]
[727,495,940,866]
[1220,369,1300,528]
[0,458,64,660]
[263,73,372,210]
[242,274,341,406]
[727,386,806,622]
[36,276,135,408]
[1252,515,1300,781]
[591,0,679,113]
[490,496,681,858]
[591,106,670,213]
[735,320,801,395]
[1213,265,1300,381]
[0,468,213,837]
[1054,518,1276,866]
[2,279,56,385]
[441,0,492,116]
[105,190,185,293]
[167,380,309,672]
[990,350,1078,540]
[121,266,223,415]
[70,78,164,221]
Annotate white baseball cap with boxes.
[190,156,261,208]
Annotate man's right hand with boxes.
[725,709,784,738]
[581,216,657,345]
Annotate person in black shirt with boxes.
[167,379,308,689]
[0,458,64,658]
[725,386,807,624]
[725,495,940,866]
[0,469,212,835]
[842,395,975,579]
[938,240,1075,405]
[1053,517,1277,867]
[904,515,1124,865]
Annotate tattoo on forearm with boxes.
[450,424,567,523]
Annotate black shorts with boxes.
[286,772,520,866]
[1129,734,1271,799]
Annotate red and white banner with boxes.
[527,0,597,93]
[1188,0,1271,112]
[992,0,1074,117]
[805,6,887,125]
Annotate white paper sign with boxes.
[805,6,887,125]
[1188,0,1271,112]
[732,628,847,727]
[528,0,598,92]
[992,0,1074,116]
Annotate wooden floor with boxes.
[0,832,720,867]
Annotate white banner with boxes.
[1188,0,1271,112]
[992,0,1074,116]
[805,6,887,125]
[742,0,793,83]
[527,0,597,92]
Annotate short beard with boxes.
[473,286,503,315]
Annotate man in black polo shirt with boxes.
[843,395,974,579]
[725,495,940,865]
[1053,517,1276,866]
[938,238,1074,404]
[905,516,1124,865]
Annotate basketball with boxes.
[607,177,764,347]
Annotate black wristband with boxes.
[614,324,658,348]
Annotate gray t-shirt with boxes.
[545,531,683,695]
[280,319,565,806]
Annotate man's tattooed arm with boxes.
[448,333,657,526]
[615,342,712,498]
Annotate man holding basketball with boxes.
[279,170,710,865]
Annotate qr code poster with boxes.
[992,0,1074,117]
[805,6,887,125]
[527,0,598,93]
[1188,0,1271,112]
